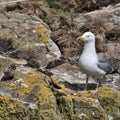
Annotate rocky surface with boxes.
[0,11,61,68]
[0,0,119,120]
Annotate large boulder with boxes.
[0,12,61,68]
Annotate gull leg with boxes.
[78,76,89,95]
[84,76,89,91]
[95,80,99,92]
[91,78,99,95]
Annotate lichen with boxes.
[6,71,50,98]
[34,86,53,104]
[34,85,58,120]
[0,58,11,70]
[80,91,93,98]
[98,86,120,118]
[51,77,60,85]
[0,29,17,41]
[0,95,28,119]
[33,24,50,44]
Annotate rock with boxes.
[50,63,96,91]
[57,86,120,120]
[0,64,60,119]
[0,61,120,119]
[98,86,120,118]
[1,63,16,81]
[0,1,120,120]
[0,12,61,68]
[0,52,119,120]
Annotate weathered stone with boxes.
[0,65,60,119]
[50,63,96,91]
[98,86,120,118]
[57,86,120,120]
[0,1,120,120]
[0,12,61,68]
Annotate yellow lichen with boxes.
[7,71,50,98]
[6,83,16,88]
[16,86,33,97]
[98,86,120,117]
[0,95,10,104]
[8,103,15,110]
[13,72,40,97]
[61,95,73,102]
[22,72,42,85]
[98,86,117,97]
[80,91,92,98]
[58,87,70,94]
[34,86,53,104]
[51,77,60,85]
[0,94,29,119]
[34,25,49,43]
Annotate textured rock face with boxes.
[0,12,61,68]
[0,57,120,119]
[0,11,61,119]
[0,1,120,120]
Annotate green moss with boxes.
[45,0,63,9]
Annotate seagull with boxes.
[77,32,118,93]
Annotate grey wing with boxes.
[97,55,109,63]
[97,55,113,74]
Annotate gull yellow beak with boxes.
[76,36,83,41]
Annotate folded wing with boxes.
[97,55,113,74]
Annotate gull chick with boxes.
[77,32,118,93]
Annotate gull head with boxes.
[77,32,95,43]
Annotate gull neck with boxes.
[82,41,97,56]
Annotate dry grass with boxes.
[2,0,120,60]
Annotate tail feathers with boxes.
[110,68,119,74]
